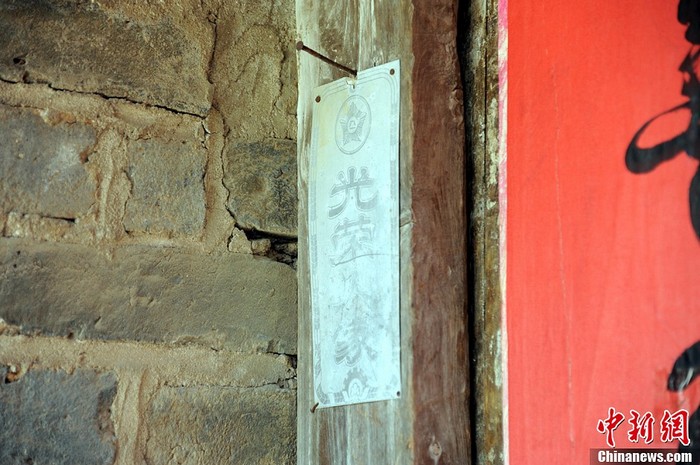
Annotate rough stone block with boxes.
[123,138,206,237]
[0,239,297,354]
[0,368,117,465]
[223,140,297,237]
[0,0,213,115]
[213,0,297,139]
[0,105,96,219]
[145,386,295,465]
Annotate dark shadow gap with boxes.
[457,0,478,464]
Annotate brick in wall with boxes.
[0,367,117,465]
[223,140,297,237]
[0,105,96,220]
[0,239,297,354]
[145,386,295,465]
[123,138,207,237]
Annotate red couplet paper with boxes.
[506,1,700,463]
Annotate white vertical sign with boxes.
[309,61,400,408]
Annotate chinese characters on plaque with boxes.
[309,61,400,408]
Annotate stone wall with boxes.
[0,1,298,463]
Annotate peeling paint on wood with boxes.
[460,0,505,463]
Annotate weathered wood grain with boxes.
[410,1,470,464]
[461,0,505,463]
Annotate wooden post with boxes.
[296,1,470,463]
[460,0,506,464]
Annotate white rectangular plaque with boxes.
[309,61,400,408]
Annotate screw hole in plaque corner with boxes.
[396,391,401,397]
[315,95,321,103]
[390,68,395,75]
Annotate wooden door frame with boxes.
[296,1,503,463]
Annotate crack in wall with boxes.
[211,103,294,261]
[0,98,48,113]
[121,167,134,236]
[0,75,209,120]
[160,376,297,391]
[205,5,221,88]
[39,215,76,223]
